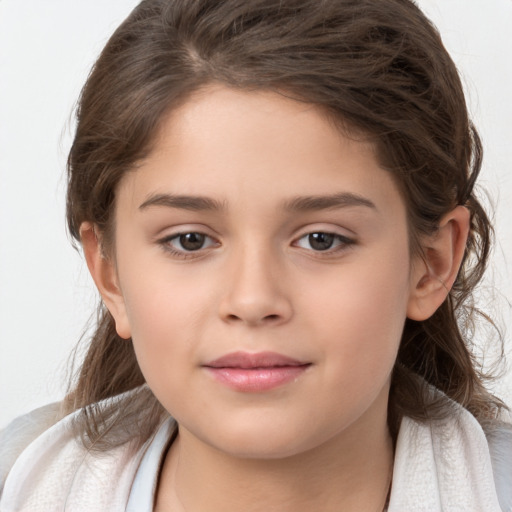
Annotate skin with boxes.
[82,86,469,512]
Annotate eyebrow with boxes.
[139,193,226,212]
[138,191,376,213]
[284,192,377,212]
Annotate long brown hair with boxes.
[64,0,505,447]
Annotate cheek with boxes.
[116,259,209,386]
[305,252,411,384]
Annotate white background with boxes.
[0,0,511,428]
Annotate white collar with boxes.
[1,390,505,511]
[388,410,502,511]
[126,418,175,512]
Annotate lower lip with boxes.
[204,365,310,392]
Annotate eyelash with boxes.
[157,231,356,259]
[158,232,219,259]
[293,232,355,254]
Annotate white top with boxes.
[1,387,510,511]
[126,418,174,512]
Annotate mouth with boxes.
[202,351,311,392]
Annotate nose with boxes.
[218,245,293,327]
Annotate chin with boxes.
[193,418,334,461]
[216,437,310,460]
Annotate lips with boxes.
[203,351,311,392]
[205,351,307,369]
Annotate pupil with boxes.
[180,233,205,251]
[309,233,334,251]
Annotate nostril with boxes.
[219,291,293,326]
[224,313,281,324]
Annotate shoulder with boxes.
[0,401,63,494]
[391,389,511,512]
[0,388,168,511]
[428,399,512,512]
[485,421,512,512]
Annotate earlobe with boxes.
[407,206,470,321]
[80,222,132,339]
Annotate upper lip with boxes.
[203,351,308,369]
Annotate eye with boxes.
[295,232,354,252]
[162,232,217,253]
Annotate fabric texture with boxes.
[0,402,63,496]
[126,419,175,512]
[0,387,510,512]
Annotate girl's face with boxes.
[109,86,423,458]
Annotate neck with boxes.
[155,398,394,512]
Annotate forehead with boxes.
[118,85,404,219]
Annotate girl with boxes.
[1,0,510,511]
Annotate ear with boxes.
[80,222,132,339]
[407,206,470,321]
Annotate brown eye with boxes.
[307,233,334,251]
[178,233,206,251]
[159,231,218,258]
[161,232,218,254]
[294,232,355,253]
